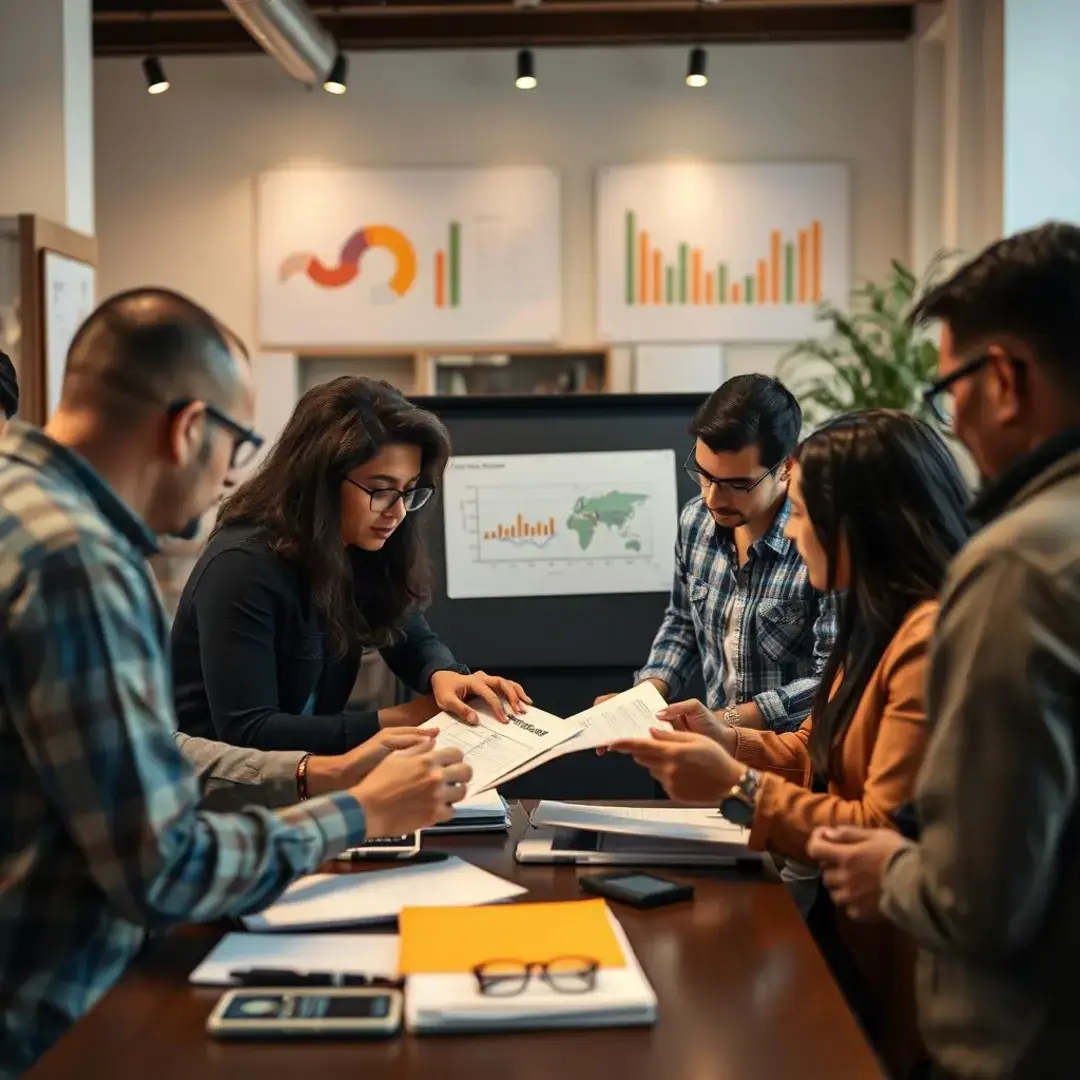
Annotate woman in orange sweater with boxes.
[614,410,971,1075]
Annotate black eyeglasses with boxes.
[343,477,435,514]
[170,398,264,469]
[921,354,995,426]
[473,956,599,998]
[684,450,783,495]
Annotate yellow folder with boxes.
[398,898,626,975]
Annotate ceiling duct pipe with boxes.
[222,0,337,84]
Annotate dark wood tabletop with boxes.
[26,803,886,1080]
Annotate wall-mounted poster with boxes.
[257,167,561,348]
[42,251,95,419]
[597,163,850,343]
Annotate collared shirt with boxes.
[637,496,838,732]
[0,424,366,1077]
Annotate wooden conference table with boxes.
[27,803,886,1080]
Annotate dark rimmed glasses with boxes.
[343,478,436,514]
[922,352,1026,426]
[683,450,784,496]
[473,956,599,997]
[170,398,263,469]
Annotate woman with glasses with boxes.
[613,410,971,1076]
[172,376,530,755]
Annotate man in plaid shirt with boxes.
[0,290,469,1075]
[601,375,837,734]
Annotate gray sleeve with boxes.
[176,731,305,812]
[881,552,1080,958]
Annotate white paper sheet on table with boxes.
[530,802,751,847]
[419,702,583,795]
[496,683,672,786]
[189,933,399,985]
[241,856,526,931]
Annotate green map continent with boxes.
[566,491,649,551]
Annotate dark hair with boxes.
[912,221,1080,400]
[216,376,450,656]
[796,410,971,781]
[61,288,239,417]
[689,374,802,468]
[0,351,18,419]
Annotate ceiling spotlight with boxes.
[324,52,348,95]
[686,46,708,88]
[515,48,537,90]
[143,55,170,95]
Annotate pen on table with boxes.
[228,968,402,988]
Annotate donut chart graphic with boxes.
[280,225,418,297]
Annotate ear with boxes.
[167,400,207,466]
[986,345,1024,425]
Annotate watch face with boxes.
[720,795,754,828]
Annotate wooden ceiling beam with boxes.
[93,3,915,55]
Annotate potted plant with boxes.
[779,254,953,427]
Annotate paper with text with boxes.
[531,802,751,847]
[241,857,526,931]
[420,702,583,795]
[495,683,672,786]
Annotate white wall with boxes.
[1003,0,1080,231]
[94,44,913,438]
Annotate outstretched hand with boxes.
[430,670,532,725]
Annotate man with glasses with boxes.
[598,374,837,734]
[0,290,471,1075]
[810,222,1080,1079]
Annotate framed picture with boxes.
[42,250,96,418]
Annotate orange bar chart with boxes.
[622,210,825,308]
[434,250,446,309]
[770,229,781,305]
[483,514,558,542]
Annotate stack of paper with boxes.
[189,933,399,986]
[422,790,511,834]
[419,703,583,795]
[240,857,526,931]
[399,899,656,1033]
[531,802,759,859]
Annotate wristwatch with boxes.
[722,704,740,728]
[719,767,761,827]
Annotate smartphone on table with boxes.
[207,988,403,1039]
[334,832,420,861]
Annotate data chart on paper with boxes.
[442,450,678,599]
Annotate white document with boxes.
[495,683,672,786]
[421,790,511,835]
[531,802,751,848]
[406,907,656,1033]
[420,702,582,796]
[241,857,526,932]
[190,933,399,986]
[442,450,678,600]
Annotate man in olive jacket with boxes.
[809,222,1080,1080]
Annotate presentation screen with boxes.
[413,394,704,670]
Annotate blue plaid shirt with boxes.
[0,426,366,1076]
[638,496,838,732]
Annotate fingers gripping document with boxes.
[420,703,583,796]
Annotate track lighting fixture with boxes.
[324,52,348,94]
[686,46,708,88]
[515,48,537,90]
[143,55,170,95]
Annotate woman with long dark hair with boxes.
[172,376,529,755]
[613,410,971,1074]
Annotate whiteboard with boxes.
[597,163,850,343]
[43,251,95,419]
[257,167,561,348]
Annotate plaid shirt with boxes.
[0,425,366,1076]
[638,496,838,732]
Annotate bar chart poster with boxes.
[257,167,561,347]
[597,163,850,343]
[442,450,678,599]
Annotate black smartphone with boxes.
[579,870,694,909]
[206,988,403,1039]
